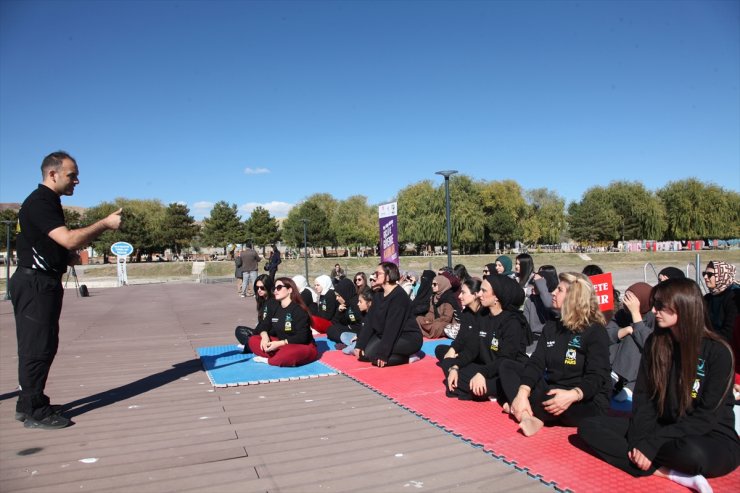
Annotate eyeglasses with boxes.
[701,271,715,278]
[274,285,287,292]
[373,271,384,277]
[256,285,266,291]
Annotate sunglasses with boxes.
[652,299,672,312]
[373,272,384,277]
[274,285,287,292]
[701,271,715,278]
[256,285,266,291]
[432,282,438,286]
[355,278,363,282]
[482,269,489,274]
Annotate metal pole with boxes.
[302,219,308,281]
[2,221,11,300]
[435,170,458,270]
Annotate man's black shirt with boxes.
[16,185,68,273]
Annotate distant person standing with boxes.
[234,248,244,293]
[10,151,122,429]
[266,244,280,281]
[239,242,261,297]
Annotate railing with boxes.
[643,262,660,283]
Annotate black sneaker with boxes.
[15,405,63,422]
[23,413,71,430]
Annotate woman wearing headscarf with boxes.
[311,274,337,333]
[411,270,436,316]
[326,278,363,343]
[658,267,685,282]
[416,274,460,338]
[498,272,610,437]
[292,275,318,309]
[494,255,516,279]
[579,279,739,492]
[355,262,423,367]
[606,282,655,401]
[702,260,738,345]
[444,274,530,401]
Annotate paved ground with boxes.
[0,282,551,493]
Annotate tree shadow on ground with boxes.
[62,358,202,418]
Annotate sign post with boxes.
[378,202,399,266]
[111,241,134,287]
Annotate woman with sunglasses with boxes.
[702,261,738,345]
[246,277,318,367]
[498,272,610,437]
[416,274,461,338]
[234,274,275,353]
[353,272,368,295]
[579,278,739,492]
[354,262,423,367]
[444,274,530,401]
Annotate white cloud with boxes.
[191,201,214,220]
[244,167,270,175]
[239,201,294,219]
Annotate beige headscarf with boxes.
[432,274,451,303]
[708,261,737,294]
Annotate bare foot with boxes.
[501,402,511,414]
[519,416,544,437]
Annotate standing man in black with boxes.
[10,151,122,429]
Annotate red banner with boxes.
[589,272,614,312]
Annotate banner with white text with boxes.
[378,202,399,265]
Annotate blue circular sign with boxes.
[111,241,134,257]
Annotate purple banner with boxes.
[378,202,399,265]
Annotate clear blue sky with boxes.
[1,0,738,220]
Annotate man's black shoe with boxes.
[23,413,71,430]
[15,405,64,422]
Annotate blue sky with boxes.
[1,0,738,220]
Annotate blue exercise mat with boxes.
[197,339,337,387]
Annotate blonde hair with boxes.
[559,272,605,332]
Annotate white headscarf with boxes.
[314,275,334,295]
[292,275,319,303]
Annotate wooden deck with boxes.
[0,282,549,492]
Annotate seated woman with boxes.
[702,260,738,345]
[494,255,516,279]
[326,278,363,343]
[353,272,368,295]
[579,278,739,492]
[515,253,535,295]
[498,272,610,437]
[292,275,318,309]
[311,274,337,333]
[247,277,318,367]
[339,288,374,355]
[435,277,483,354]
[444,275,530,401]
[522,265,559,354]
[411,270,436,316]
[416,274,460,338]
[235,274,275,353]
[606,282,655,402]
[355,262,423,367]
[658,266,685,282]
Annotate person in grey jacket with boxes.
[606,282,655,401]
[522,265,559,354]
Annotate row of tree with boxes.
[0,177,736,258]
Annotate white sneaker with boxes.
[236,344,245,351]
[240,294,246,298]
[408,355,421,364]
[252,356,268,364]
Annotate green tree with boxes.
[331,195,377,252]
[82,202,119,261]
[397,180,442,251]
[161,203,198,255]
[658,179,739,239]
[603,181,666,240]
[448,175,486,253]
[0,209,19,257]
[245,206,280,250]
[282,200,331,249]
[201,201,244,250]
[63,208,82,228]
[567,187,620,242]
[523,188,567,245]
[479,180,527,248]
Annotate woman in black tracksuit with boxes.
[578,278,739,492]
[355,262,423,367]
[444,274,530,401]
[498,272,610,437]
[326,278,363,343]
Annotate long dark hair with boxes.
[276,277,312,317]
[254,274,274,315]
[515,253,534,288]
[648,278,734,417]
[354,272,368,295]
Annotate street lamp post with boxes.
[435,170,458,270]
[301,219,308,281]
[1,220,13,300]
